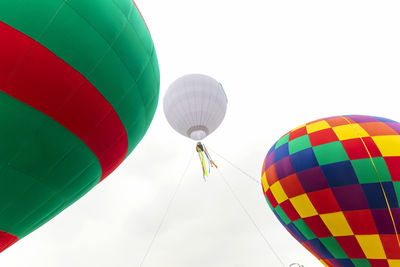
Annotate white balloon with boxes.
[163,74,227,141]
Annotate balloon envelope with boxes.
[0,0,159,252]
[163,74,227,140]
[262,115,400,266]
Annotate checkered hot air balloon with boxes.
[262,115,400,267]
[0,0,159,252]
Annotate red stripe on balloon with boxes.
[0,231,18,253]
[0,21,128,181]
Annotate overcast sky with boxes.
[1,1,400,266]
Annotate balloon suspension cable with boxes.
[207,146,284,265]
[215,168,285,267]
[208,147,260,185]
[196,142,217,180]
[140,151,195,267]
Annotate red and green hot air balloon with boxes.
[262,115,400,266]
[0,0,159,252]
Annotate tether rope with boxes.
[140,151,195,267]
[208,147,260,185]
[216,168,286,267]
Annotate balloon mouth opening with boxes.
[187,126,209,140]
[190,130,207,140]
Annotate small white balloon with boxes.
[163,74,227,141]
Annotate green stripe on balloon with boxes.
[0,0,160,155]
[0,91,102,238]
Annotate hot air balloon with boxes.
[163,74,227,178]
[0,0,159,252]
[262,115,400,266]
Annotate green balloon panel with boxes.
[0,0,159,252]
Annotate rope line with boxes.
[208,148,260,185]
[139,151,195,267]
[342,116,400,248]
[216,168,286,267]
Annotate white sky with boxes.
[1,0,400,266]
